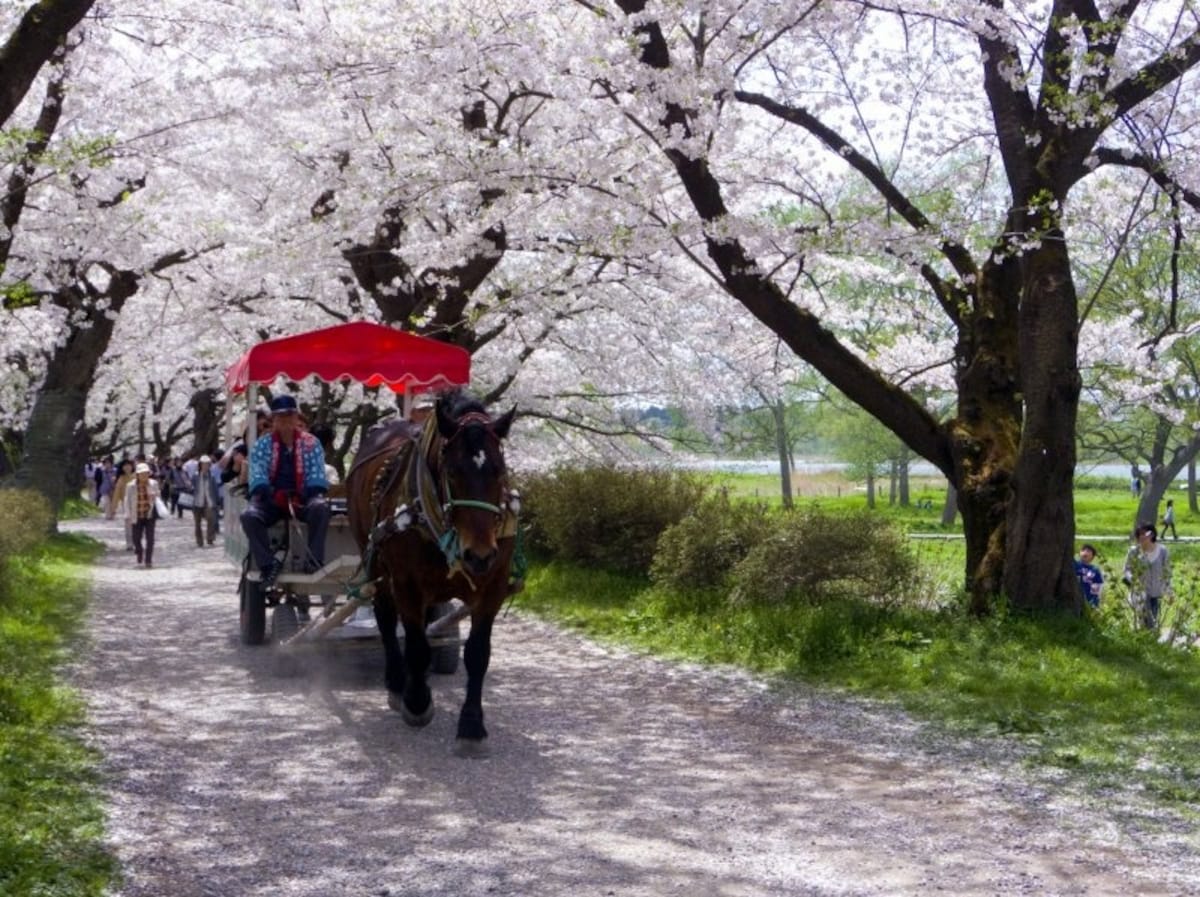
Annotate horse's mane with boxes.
[437,388,488,421]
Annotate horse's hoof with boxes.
[387,691,405,714]
[401,697,435,728]
[453,737,490,759]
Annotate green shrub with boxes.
[730,506,917,606]
[519,465,706,574]
[651,491,773,590]
[0,488,53,565]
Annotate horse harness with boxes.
[363,413,520,589]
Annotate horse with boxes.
[345,389,518,756]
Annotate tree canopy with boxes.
[4,0,1200,610]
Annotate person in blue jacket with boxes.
[240,394,330,586]
[1073,543,1104,609]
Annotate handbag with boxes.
[154,497,170,520]
[177,490,195,510]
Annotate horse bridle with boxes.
[363,408,519,590]
[439,412,509,520]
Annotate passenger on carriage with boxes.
[308,423,340,485]
[409,392,436,427]
[219,410,269,490]
[240,394,331,587]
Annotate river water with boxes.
[675,457,1142,480]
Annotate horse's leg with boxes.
[373,587,406,712]
[455,612,494,755]
[398,607,434,727]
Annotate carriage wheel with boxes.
[428,601,461,675]
[270,604,302,676]
[271,603,300,645]
[240,577,266,645]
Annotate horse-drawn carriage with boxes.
[222,321,473,668]
[223,321,521,752]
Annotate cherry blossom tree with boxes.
[1075,206,1200,529]
[569,0,1200,612]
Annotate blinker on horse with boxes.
[346,389,518,756]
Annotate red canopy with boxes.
[225,321,471,395]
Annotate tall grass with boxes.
[0,534,117,897]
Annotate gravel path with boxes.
[66,514,1199,897]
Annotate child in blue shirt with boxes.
[1074,543,1103,608]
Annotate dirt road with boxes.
[66,514,1199,896]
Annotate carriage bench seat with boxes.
[242,516,361,593]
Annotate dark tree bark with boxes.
[0,0,93,128]
[1,39,67,272]
[12,268,140,512]
[941,484,959,527]
[337,91,509,351]
[771,399,793,509]
[189,387,221,457]
[1003,237,1083,614]
[1134,431,1200,529]
[1189,459,1197,514]
[12,249,203,512]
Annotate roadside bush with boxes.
[519,465,706,574]
[0,488,53,565]
[729,507,917,606]
[651,491,773,590]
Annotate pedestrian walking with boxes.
[1161,499,1178,540]
[111,459,135,549]
[191,455,219,547]
[122,462,162,568]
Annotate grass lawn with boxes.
[0,533,118,897]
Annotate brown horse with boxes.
[345,389,517,755]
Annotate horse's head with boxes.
[435,391,517,578]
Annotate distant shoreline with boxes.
[675,457,1145,481]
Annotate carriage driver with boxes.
[240,394,331,587]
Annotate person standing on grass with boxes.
[1074,544,1104,609]
[1123,524,1172,630]
[1161,499,1178,541]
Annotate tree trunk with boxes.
[1189,459,1197,514]
[941,484,958,527]
[947,248,1021,614]
[12,386,89,516]
[1136,467,1166,531]
[0,0,94,129]
[1002,238,1082,613]
[772,400,793,509]
[899,452,910,506]
[865,471,875,509]
[888,460,897,505]
[189,387,221,456]
[12,272,138,512]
